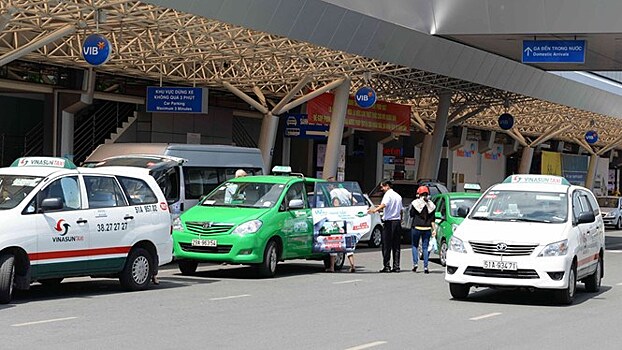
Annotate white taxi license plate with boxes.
[483,260,517,271]
[191,239,217,247]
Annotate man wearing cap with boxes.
[409,186,436,274]
[368,180,403,273]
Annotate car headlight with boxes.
[538,239,568,257]
[449,236,466,253]
[172,217,183,231]
[451,223,459,233]
[233,220,263,235]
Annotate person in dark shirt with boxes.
[409,186,436,274]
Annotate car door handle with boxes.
[76,219,88,224]
[124,215,134,220]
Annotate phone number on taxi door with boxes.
[97,222,128,232]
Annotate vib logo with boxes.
[54,219,71,236]
[82,33,112,66]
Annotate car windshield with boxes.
[449,198,478,217]
[0,175,43,209]
[597,197,619,208]
[201,181,285,208]
[470,190,568,223]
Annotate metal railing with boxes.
[232,117,258,148]
[23,121,44,157]
[73,101,136,165]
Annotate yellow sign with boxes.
[541,151,562,176]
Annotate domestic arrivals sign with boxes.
[307,93,411,135]
[146,87,209,113]
[522,40,586,64]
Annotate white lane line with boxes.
[616,283,622,286]
[345,341,387,350]
[333,279,363,285]
[12,317,78,327]
[608,250,622,253]
[209,294,250,301]
[470,312,502,321]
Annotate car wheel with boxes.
[38,278,64,287]
[368,226,382,248]
[323,252,346,271]
[257,240,278,278]
[0,253,15,304]
[449,283,469,300]
[555,263,576,305]
[584,255,602,292]
[119,248,153,291]
[178,260,199,275]
[440,239,448,267]
[616,218,622,230]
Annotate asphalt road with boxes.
[3,231,622,350]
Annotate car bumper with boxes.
[157,237,174,265]
[173,230,265,264]
[444,251,572,290]
[603,218,618,226]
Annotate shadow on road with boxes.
[452,284,612,307]
[605,235,622,250]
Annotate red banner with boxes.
[307,93,411,135]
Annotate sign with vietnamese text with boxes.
[307,93,410,135]
[146,87,208,113]
[522,40,586,64]
[284,114,329,139]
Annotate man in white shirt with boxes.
[368,180,403,272]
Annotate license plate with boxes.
[192,239,217,247]
[483,260,517,271]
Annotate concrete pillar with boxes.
[257,112,279,174]
[419,91,451,180]
[417,134,433,179]
[322,77,351,179]
[585,154,598,189]
[518,147,534,174]
[59,111,75,159]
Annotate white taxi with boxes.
[445,175,604,304]
[0,157,173,303]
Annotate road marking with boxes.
[11,317,78,327]
[608,250,622,254]
[470,312,502,321]
[345,341,387,350]
[209,294,250,301]
[616,283,622,286]
[333,279,363,285]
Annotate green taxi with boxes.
[172,171,344,277]
[432,192,481,266]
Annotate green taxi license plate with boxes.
[483,260,517,270]
[192,239,217,247]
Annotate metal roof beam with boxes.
[0,24,75,66]
[278,77,346,115]
[272,74,312,115]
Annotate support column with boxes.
[585,154,598,190]
[322,77,351,179]
[419,91,451,180]
[417,134,433,179]
[60,68,95,160]
[257,112,278,174]
[518,147,534,174]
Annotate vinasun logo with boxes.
[52,219,84,242]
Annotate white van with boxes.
[445,174,605,305]
[84,143,264,216]
[0,157,173,303]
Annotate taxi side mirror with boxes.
[456,206,469,218]
[40,197,63,212]
[577,211,595,224]
[288,199,305,210]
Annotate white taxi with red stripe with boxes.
[445,175,605,304]
[0,157,172,303]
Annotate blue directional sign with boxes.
[146,87,209,113]
[522,40,586,63]
[82,34,112,66]
[284,114,329,139]
[354,86,376,109]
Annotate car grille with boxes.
[464,266,539,279]
[469,241,538,256]
[185,221,234,235]
[179,242,233,254]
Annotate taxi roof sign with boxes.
[271,165,292,175]
[503,174,570,186]
[11,157,77,169]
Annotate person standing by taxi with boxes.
[409,186,436,274]
[368,180,403,273]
